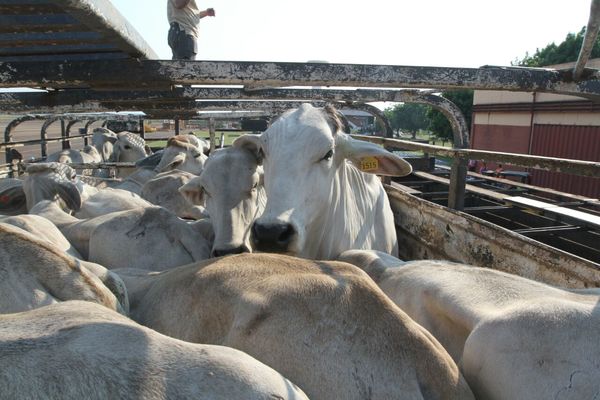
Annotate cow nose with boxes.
[252,221,296,252]
[211,245,250,258]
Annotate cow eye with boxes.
[124,144,131,150]
[322,149,334,161]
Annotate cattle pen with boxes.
[1,0,599,287]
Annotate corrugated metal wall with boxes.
[471,124,531,154]
[470,123,530,171]
[530,124,600,198]
[471,123,600,198]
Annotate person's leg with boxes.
[168,23,179,60]
[179,33,197,60]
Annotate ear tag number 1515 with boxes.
[359,157,378,172]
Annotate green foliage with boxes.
[426,90,474,142]
[513,27,600,67]
[383,103,429,138]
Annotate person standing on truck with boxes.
[167,0,215,60]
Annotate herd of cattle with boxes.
[0,104,599,399]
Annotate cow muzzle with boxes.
[251,221,296,253]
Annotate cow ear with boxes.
[257,165,264,186]
[336,135,412,177]
[109,142,120,162]
[166,153,186,170]
[179,176,205,205]
[233,134,263,165]
[56,181,82,211]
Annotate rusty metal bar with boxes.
[83,119,100,146]
[353,136,600,178]
[0,88,455,113]
[2,60,600,100]
[47,0,157,59]
[139,117,145,139]
[574,0,600,80]
[40,115,68,157]
[3,114,41,163]
[61,118,70,149]
[195,112,276,120]
[0,134,94,150]
[208,118,216,152]
[26,161,137,170]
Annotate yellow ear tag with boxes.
[359,156,379,172]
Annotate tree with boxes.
[383,103,429,138]
[513,26,600,67]
[426,89,474,143]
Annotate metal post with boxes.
[448,158,468,210]
[219,131,225,148]
[139,118,145,139]
[209,118,216,152]
[84,119,97,146]
[40,120,51,159]
[61,119,70,149]
[175,119,180,135]
[574,0,600,81]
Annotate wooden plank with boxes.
[413,170,508,202]
[385,185,600,288]
[505,196,600,230]
[390,181,422,196]
[444,166,600,206]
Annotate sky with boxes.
[112,0,594,67]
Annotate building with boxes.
[471,59,600,198]
[340,109,376,134]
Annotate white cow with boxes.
[110,131,152,177]
[23,163,152,219]
[179,143,265,256]
[45,129,149,178]
[338,251,600,400]
[115,253,475,400]
[31,199,211,271]
[1,213,83,258]
[142,170,206,220]
[236,104,412,259]
[0,178,27,215]
[0,223,125,314]
[0,301,309,400]
[155,135,207,175]
[0,213,129,310]
[89,127,118,162]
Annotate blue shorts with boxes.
[168,22,197,60]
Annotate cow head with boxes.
[179,142,264,257]
[155,135,207,175]
[237,104,412,257]
[110,131,151,162]
[23,162,82,212]
[91,127,118,162]
[141,170,207,220]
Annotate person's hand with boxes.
[206,8,215,16]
